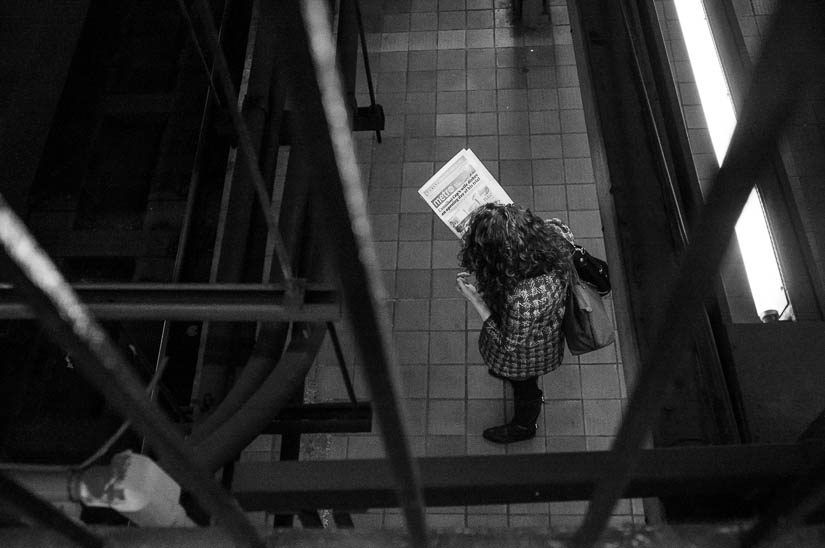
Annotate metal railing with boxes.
[1,0,824,547]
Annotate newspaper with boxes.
[418,149,512,238]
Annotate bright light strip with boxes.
[674,0,788,318]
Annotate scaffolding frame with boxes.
[1,0,824,547]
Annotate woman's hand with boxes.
[456,272,491,322]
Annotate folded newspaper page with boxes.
[418,149,512,237]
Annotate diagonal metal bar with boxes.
[298,1,428,545]
[0,195,264,548]
[0,471,103,548]
[177,0,294,284]
[571,2,825,547]
[0,283,339,321]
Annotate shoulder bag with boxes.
[562,262,615,355]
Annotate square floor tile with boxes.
[437,69,467,91]
[531,134,563,159]
[508,185,533,208]
[408,70,437,92]
[467,28,495,48]
[378,52,409,72]
[436,90,467,113]
[558,86,584,109]
[544,400,584,436]
[466,68,496,90]
[402,162,435,187]
[468,514,508,527]
[467,135,499,159]
[370,213,400,241]
[381,32,410,52]
[586,436,614,451]
[467,48,496,67]
[403,398,429,435]
[394,299,431,330]
[566,184,598,210]
[429,330,465,363]
[530,110,561,134]
[405,137,437,161]
[394,331,429,364]
[467,9,493,28]
[373,240,398,269]
[397,240,432,269]
[371,162,403,187]
[378,71,408,93]
[405,92,437,113]
[437,136,468,160]
[439,10,466,30]
[348,436,385,458]
[543,364,581,399]
[497,67,527,89]
[432,239,460,268]
[497,88,528,111]
[583,399,623,436]
[409,50,438,70]
[527,67,556,88]
[432,269,459,298]
[467,435,506,455]
[528,88,559,111]
[534,185,566,211]
[400,365,428,398]
[467,90,497,111]
[395,269,431,298]
[429,365,466,398]
[436,113,467,136]
[410,11,438,31]
[412,0,438,11]
[467,399,505,433]
[373,137,405,162]
[438,49,466,69]
[401,187,432,213]
[567,209,603,238]
[560,109,587,133]
[467,365,503,398]
[498,111,530,134]
[427,400,466,435]
[562,133,591,157]
[468,112,498,135]
[499,159,533,186]
[500,135,531,159]
[399,212,434,240]
[409,31,438,50]
[406,114,436,137]
[430,298,466,330]
[546,435,587,453]
[563,158,595,183]
[368,187,401,214]
[438,30,466,49]
[438,0,466,11]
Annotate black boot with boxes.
[483,393,543,444]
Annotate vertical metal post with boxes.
[297,1,428,545]
[181,0,295,284]
[571,2,825,546]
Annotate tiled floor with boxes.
[244,0,643,529]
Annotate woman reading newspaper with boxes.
[456,203,572,444]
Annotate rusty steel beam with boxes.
[4,524,825,548]
[230,443,823,511]
[0,283,339,321]
[571,2,825,547]
[0,195,263,548]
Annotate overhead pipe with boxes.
[193,324,326,473]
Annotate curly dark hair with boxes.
[458,203,571,316]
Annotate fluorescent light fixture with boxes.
[674,0,788,319]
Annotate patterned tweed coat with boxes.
[479,270,568,379]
